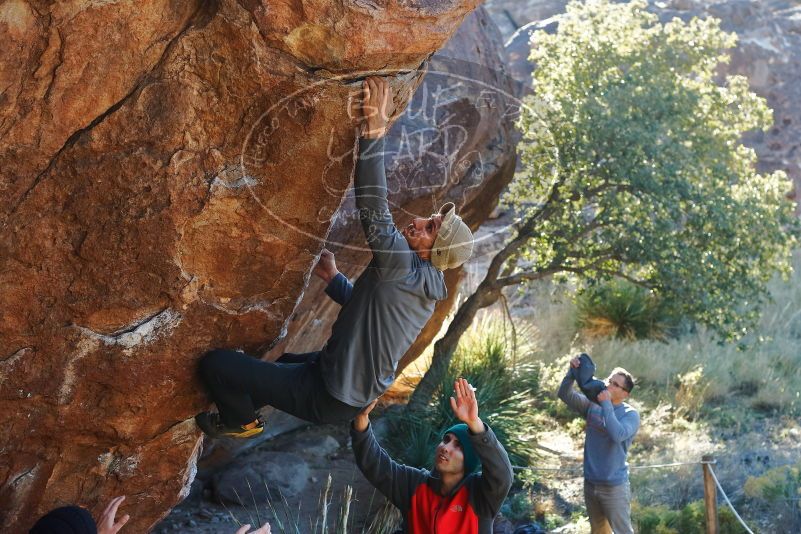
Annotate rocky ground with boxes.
[153,421,385,533]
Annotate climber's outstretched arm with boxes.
[355,78,411,271]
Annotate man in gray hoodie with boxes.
[195,77,475,438]
[558,357,640,534]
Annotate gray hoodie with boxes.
[319,137,447,407]
[558,373,640,485]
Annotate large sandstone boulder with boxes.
[0,1,485,530]
[265,6,519,374]
[497,0,801,196]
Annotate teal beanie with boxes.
[443,423,480,474]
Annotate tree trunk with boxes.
[406,279,502,412]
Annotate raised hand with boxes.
[361,77,390,139]
[352,399,379,432]
[597,389,611,403]
[313,248,338,284]
[96,496,130,534]
[450,378,483,434]
[570,356,581,368]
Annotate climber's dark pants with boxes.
[198,349,361,427]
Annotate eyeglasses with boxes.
[608,380,630,393]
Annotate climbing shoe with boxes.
[195,412,264,439]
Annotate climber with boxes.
[351,378,513,533]
[557,357,640,534]
[195,77,475,438]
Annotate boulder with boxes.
[702,0,801,199]
[0,0,484,530]
[280,435,341,459]
[484,0,569,41]
[212,451,309,504]
[505,18,557,98]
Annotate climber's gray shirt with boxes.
[319,136,447,407]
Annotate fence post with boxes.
[702,454,718,534]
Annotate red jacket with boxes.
[351,423,513,533]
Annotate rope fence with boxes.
[511,458,711,473]
[707,462,756,534]
[510,455,757,534]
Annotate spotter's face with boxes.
[434,432,465,476]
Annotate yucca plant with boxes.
[575,279,677,340]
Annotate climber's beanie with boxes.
[431,202,474,271]
[30,505,97,534]
[443,423,481,474]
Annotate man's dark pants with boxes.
[198,349,361,427]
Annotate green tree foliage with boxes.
[512,0,799,337]
[409,0,798,410]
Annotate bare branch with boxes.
[496,252,643,289]
[485,175,569,282]
[496,267,562,287]
[561,266,653,289]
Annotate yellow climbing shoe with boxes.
[195,412,264,439]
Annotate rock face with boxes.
[0,1,487,531]
[213,451,310,504]
[495,0,801,196]
[265,6,519,374]
[484,0,568,39]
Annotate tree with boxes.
[407,0,799,411]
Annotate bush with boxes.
[744,461,801,502]
[633,503,681,534]
[575,279,677,340]
[742,461,801,531]
[634,499,755,534]
[386,318,540,470]
[674,366,709,419]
